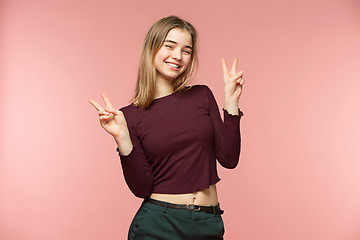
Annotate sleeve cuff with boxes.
[116,146,134,158]
[223,108,244,117]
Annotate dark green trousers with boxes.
[128,198,225,240]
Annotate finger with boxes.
[88,99,104,112]
[89,99,109,116]
[222,58,229,79]
[231,71,244,82]
[231,58,238,75]
[105,107,120,116]
[99,114,113,120]
[236,78,245,85]
[101,93,114,109]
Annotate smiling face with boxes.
[154,28,193,83]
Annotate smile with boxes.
[166,62,181,69]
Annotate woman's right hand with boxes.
[88,93,130,139]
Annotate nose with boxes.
[172,49,182,61]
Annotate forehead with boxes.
[165,28,192,47]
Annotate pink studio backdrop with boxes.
[1,0,360,239]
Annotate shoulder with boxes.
[180,84,215,104]
[190,84,216,100]
[187,84,212,95]
[119,103,144,125]
[119,103,134,114]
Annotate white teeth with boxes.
[166,62,180,68]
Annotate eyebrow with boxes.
[164,40,192,49]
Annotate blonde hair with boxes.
[131,16,198,109]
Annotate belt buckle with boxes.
[186,203,201,211]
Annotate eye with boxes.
[183,50,191,55]
[165,44,173,49]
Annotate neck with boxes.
[155,76,174,99]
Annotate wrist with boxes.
[114,135,133,156]
[224,100,239,116]
[113,129,130,142]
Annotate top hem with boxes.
[151,178,221,195]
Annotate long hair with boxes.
[131,16,198,109]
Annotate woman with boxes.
[89,15,245,240]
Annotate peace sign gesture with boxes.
[88,94,130,139]
[222,58,245,102]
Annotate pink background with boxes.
[1,0,360,239]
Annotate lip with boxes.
[165,61,182,71]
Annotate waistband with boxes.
[144,198,224,215]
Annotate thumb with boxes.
[105,107,119,115]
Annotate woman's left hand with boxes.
[222,58,245,102]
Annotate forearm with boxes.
[224,98,240,116]
[115,133,153,198]
[216,107,242,169]
[114,134,133,156]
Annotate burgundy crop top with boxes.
[116,84,244,198]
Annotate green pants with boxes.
[128,198,225,240]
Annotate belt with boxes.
[145,198,224,215]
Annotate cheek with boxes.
[154,52,166,68]
[183,56,192,69]
[155,48,168,61]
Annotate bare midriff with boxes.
[149,184,219,206]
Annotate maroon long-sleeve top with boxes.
[116,84,244,198]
